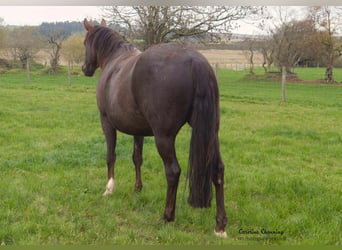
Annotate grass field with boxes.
[0,68,341,245]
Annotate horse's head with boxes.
[82,18,106,76]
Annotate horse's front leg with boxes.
[101,115,117,196]
[133,136,144,191]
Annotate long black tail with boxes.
[188,58,221,208]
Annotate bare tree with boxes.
[0,19,11,70]
[266,8,319,74]
[6,27,40,82]
[103,6,265,49]
[47,30,66,74]
[309,6,342,83]
[259,38,275,73]
[0,18,6,52]
[39,25,67,74]
[243,38,256,75]
[7,27,38,68]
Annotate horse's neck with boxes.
[101,46,140,70]
[102,48,140,73]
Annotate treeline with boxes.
[38,21,84,38]
[0,21,85,77]
[0,21,87,84]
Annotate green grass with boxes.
[0,68,341,245]
[294,67,342,82]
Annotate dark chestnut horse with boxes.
[82,19,227,237]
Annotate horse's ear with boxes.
[84,18,93,31]
[101,19,107,27]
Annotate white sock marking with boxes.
[214,230,227,238]
[103,178,115,196]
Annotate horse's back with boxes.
[132,44,207,136]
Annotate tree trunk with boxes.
[249,49,254,75]
[325,51,334,83]
[48,37,63,74]
[325,66,333,83]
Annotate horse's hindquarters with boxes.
[131,45,195,136]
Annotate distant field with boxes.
[199,49,264,67]
[0,69,341,245]
[200,50,342,83]
[1,49,263,68]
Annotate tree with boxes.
[267,14,320,74]
[0,18,6,51]
[47,32,65,74]
[308,6,342,82]
[0,18,10,70]
[103,6,265,49]
[61,33,85,84]
[8,27,36,68]
[39,24,67,74]
[271,21,305,73]
[258,37,275,73]
[242,38,257,75]
[6,26,40,83]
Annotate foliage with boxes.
[61,33,85,65]
[0,68,341,245]
[62,33,85,84]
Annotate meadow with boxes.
[0,67,341,246]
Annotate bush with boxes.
[0,58,11,69]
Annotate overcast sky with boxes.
[0,6,102,26]
[0,6,309,35]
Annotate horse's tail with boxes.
[188,57,221,208]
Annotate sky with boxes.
[0,6,264,34]
[0,6,309,35]
[0,6,103,26]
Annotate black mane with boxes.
[90,26,135,55]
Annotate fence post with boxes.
[68,60,71,85]
[26,57,30,84]
[282,66,286,102]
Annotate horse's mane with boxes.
[88,26,135,59]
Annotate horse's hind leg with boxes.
[154,135,181,222]
[213,155,228,238]
[133,136,144,191]
[100,115,117,196]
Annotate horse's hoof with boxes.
[103,190,112,196]
[214,230,227,238]
[103,178,115,196]
[160,214,174,223]
[134,184,143,192]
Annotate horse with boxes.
[82,18,227,238]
